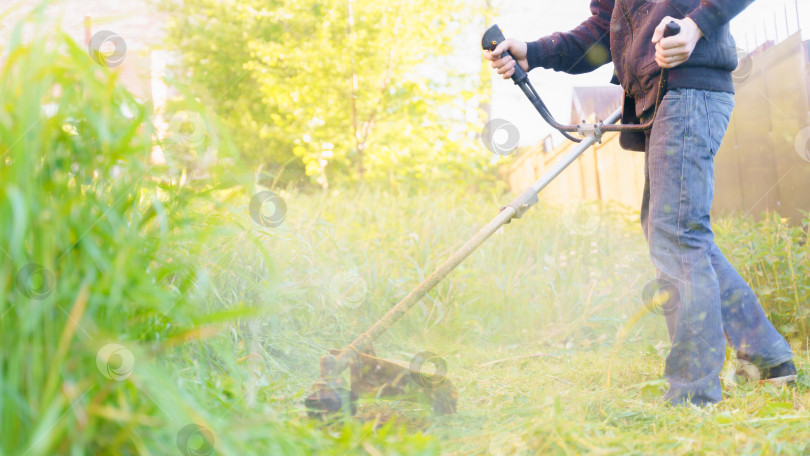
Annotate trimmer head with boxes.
[305,343,457,418]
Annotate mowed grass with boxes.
[429,345,810,455]
[242,185,810,455]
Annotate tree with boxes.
[161,0,490,187]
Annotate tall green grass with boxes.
[714,213,810,347]
[222,185,809,455]
[0,8,444,455]
[0,8,234,454]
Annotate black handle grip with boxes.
[663,21,680,38]
[482,24,528,84]
[481,24,505,52]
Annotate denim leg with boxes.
[641,88,794,405]
[641,131,679,340]
[643,164,791,364]
[645,88,727,405]
[712,245,794,369]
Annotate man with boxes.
[483,0,796,406]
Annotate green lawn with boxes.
[233,186,810,455]
[384,346,810,455]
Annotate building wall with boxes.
[0,0,177,163]
[0,0,167,99]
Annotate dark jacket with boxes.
[525,0,750,122]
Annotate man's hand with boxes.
[651,17,704,69]
[482,39,529,79]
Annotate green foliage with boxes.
[0,8,439,455]
[159,0,490,187]
[715,213,810,347]
[215,184,810,455]
[236,185,810,455]
[0,8,238,454]
[237,185,655,374]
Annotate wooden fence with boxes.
[502,33,810,224]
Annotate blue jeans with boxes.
[641,88,794,406]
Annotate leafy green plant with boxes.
[213,183,810,456]
[0,7,238,453]
[0,7,445,454]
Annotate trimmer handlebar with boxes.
[307,22,681,418]
[664,22,682,37]
[482,22,680,142]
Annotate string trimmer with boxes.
[305,21,681,417]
